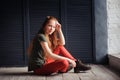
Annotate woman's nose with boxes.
[51,26,54,30]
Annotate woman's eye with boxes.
[48,25,51,27]
[53,26,56,28]
[48,25,55,28]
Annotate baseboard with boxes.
[108,54,120,71]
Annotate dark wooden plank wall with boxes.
[0,0,93,66]
[0,0,24,66]
[66,0,92,62]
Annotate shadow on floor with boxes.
[0,70,88,77]
[0,72,35,76]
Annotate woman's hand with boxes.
[55,21,61,31]
[68,59,76,68]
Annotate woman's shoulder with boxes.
[37,33,45,37]
[37,34,46,42]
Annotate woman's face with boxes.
[44,20,56,35]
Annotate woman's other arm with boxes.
[56,22,65,45]
[40,41,76,67]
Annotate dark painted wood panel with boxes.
[29,0,60,39]
[0,0,93,66]
[66,0,93,62]
[0,0,24,66]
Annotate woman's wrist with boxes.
[57,28,62,33]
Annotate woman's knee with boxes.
[53,45,64,54]
[56,45,64,49]
[60,60,69,68]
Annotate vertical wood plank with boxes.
[77,65,96,80]
[99,65,120,80]
[91,65,119,80]
[63,72,80,80]
[26,75,46,80]
[46,74,63,80]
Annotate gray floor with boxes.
[0,65,120,80]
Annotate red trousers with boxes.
[34,45,76,75]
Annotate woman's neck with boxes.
[44,33,51,42]
[44,33,49,37]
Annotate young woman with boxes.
[27,16,91,75]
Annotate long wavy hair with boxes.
[38,16,58,51]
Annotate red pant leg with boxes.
[34,60,69,75]
[53,45,76,61]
